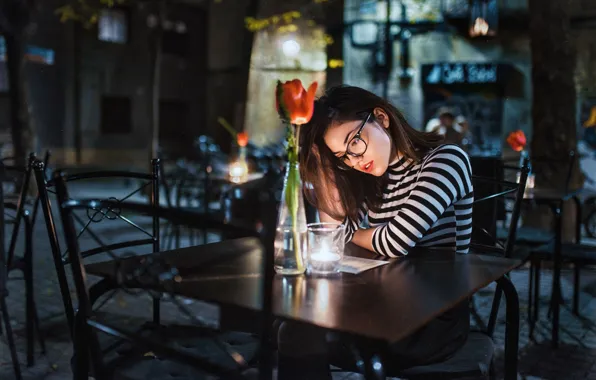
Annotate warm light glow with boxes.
[527,174,535,190]
[516,173,536,190]
[328,59,344,69]
[584,106,596,128]
[470,17,490,37]
[311,252,341,262]
[308,237,341,274]
[282,39,301,57]
[229,160,249,184]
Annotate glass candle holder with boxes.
[307,223,345,275]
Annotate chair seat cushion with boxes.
[100,324,258,380]
[531,242,596,262]
[396,332,494,379]
[497,225,554,245]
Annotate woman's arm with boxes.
[355,145,473,257]
[318,202,367,244]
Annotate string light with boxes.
[328,59,344,69]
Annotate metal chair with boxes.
[52,170,275,380]
[385,158,530,380]
[498,151,576,247]
[33,159,162,337]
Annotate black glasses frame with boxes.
[337,113,371,170]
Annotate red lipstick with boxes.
[362,160,374,173]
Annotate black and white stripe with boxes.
[345,144,473,257]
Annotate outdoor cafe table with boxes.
[85,238,522,379]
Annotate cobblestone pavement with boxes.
[1,183,596,379]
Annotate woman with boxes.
[277,86,474,379]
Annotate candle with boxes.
[229,160,248,183]
[307,223,345,275]
[309,251,341,274]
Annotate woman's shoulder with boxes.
[423,144,470,163]
[420,144,472,175]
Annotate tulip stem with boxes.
[295,124,301,157]
[286,123,304,272]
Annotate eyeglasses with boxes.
[337,113,371,170]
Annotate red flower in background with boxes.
[275,79,318,125]
[237,132,248,147]
[506,130,527,152]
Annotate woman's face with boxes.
[324,108,393,177]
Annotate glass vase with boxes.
[274,162,307,275]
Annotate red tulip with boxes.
[237,132,248,147]
[275,79,318,125]
[506,130,527,152]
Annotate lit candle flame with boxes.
[229,160,248,184]
[471,17,489,37]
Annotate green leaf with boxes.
[217,117,237,138]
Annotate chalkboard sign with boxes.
[421,62,503,85]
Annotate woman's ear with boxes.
[373,107,390,129]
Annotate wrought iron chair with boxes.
[359,158,529,380]
[52,171,275,380]
[33,159,162,337]
[0,162,23,380]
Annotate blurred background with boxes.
[0,0,594,169]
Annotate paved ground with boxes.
[1,182,596,379]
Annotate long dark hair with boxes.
[300,85,443,220]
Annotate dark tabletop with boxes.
[85,238,521,343]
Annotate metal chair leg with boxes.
[487,283,502,338]
[24,221,37,366]
[573,263,581,316]
[528,260,534,327]
[33,305,46,354]
[1,297,23,380]
[533,260,541,324]
[153,297,161,325]
[72,314,90,380]
[496,276,520,380]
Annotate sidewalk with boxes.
[1,184,595,379]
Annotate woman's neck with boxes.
[389,152,404,166]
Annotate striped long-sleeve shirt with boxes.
[344,144,474,257]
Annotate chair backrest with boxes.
[33,159,160,335]
[503,150,576,192]
[34,159,161,265]
[469,157,529,339]
[470,156,530,258]
[53,171,275,379]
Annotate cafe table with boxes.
[85,238,522,380]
